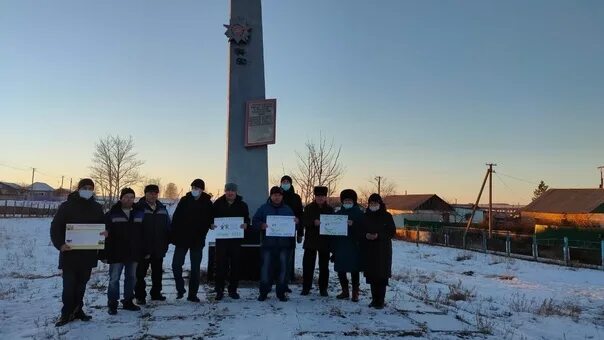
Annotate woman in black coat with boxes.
[362,193,396,309]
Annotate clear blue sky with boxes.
[1,0,603,204]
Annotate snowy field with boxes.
[1,218,603,339]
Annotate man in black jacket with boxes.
[104,187,145,315]
[50,178,106,327]
[211,183,250,300]
[280,175,304,292]
[301,186,334,296]
[134,184,171,305]
[171,178,213,302]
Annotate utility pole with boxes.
[30,168,36,199]
[599,166,604,189]
[69,178,73,191]
[487,163,497,238]
[375,176,382,196]
[464,163,496,240]
[60,176,64,190]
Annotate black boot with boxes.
[108,301,118,315]
[150,294,166,301]
[369,285,377,308]
[320,289,329,297]
[336,283,349,300]
[122,299,141,311]
[215,291,224,301]
[55,315,71,327]
[228,291,240,299]
[73,306,92,321]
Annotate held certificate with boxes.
[65,224,106,250]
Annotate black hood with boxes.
[185,191,212,201]
[67,191,95,202]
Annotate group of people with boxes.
[50,176,396,327]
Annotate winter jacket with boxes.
[50,192,105,269]
[282,185,304,239]
[331,204,365,273]
[171,192,213,248]
[362,204,396,280]
[252,199,296,249]
[136,198,171,259]
[212,194,250,247]
[102,202,145,264]
[302,201,334,251]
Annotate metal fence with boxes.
[0,200,59,218]
[396,225,604,270]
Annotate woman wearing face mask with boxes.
[331,189,365,302]
[362,194,395,309]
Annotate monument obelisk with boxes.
[224,0,269,215]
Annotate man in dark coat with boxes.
[279,175,303,292]
[171,178,213,302]
[103,187,145,315]
[363,193,396,309]
[301,186,333,296]
[50,178,106,327]
[211,183,250,300]
[252,186,298,302]
[134,184,171,305]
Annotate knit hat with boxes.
[314,186,328,196]
[77,178,94,190]
[120,187,135,199]
[270,186,284,196]
[340,189,357,203]
[144,184,159,193]
[190,178,205,190]
[224,183,238,192]
[280,175,293,184]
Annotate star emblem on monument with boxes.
[224,17,251,44]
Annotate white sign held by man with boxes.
[214,217,244,239]
[266,215,295,237]
[65,224,106,250]
[319,214,348,236]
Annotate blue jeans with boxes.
[260,247,289,296]
[108,262,137,304]
[172,246,203,297]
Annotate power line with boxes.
[496,172,540,186]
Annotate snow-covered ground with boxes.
[1,218,603,339]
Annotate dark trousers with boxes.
[337,271,360,288]
[172,246,203,297]
[260,247,289,296]
[215,241,241,293]
[369,279,388,303]
[135,257,164,299]
[61,268,92,317]
[302,249,330,291]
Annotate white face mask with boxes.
[369,205,380,212]
[281,183,291,191]
[191,189,202,197]
[78,189,94,200]
[342,203,353,209]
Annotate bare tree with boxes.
[358,177,398,205]
[90,135,144,207]
[291,133,345,205]
[164,182,179,200]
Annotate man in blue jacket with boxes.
[252,186,299,302]
[103,187,145,315]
